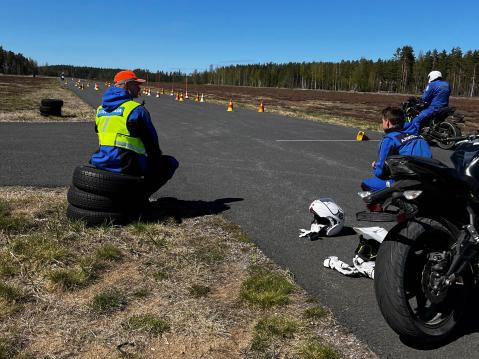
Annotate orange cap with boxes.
[114,70,146,84]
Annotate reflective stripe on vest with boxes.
[95,100,146,155]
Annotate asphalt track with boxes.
[1,82,476,358]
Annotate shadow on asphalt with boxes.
[334,226,357,237]
[142,197,244,223]
[308,226,357,241]
[398,283,479,350]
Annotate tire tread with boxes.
[72,165,144,197]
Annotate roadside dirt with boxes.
[160,82,479,132]
[0,75,93,122]
[3,74,478,132]
[0,188,376,359]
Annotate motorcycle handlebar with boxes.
[450,135,479,144]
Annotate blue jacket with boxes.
[420,79,450,110]
[90,87,162,175]
[374,130,432,178]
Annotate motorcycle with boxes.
[356,136,479,344]
[402,97,465,150]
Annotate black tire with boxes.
[39,105,61,116]
[72,165,145,197]
[41,99,63,107]
[66,204,134,226]
[436,122,461,150]
[375,218,469,344]
[67,185,146,212]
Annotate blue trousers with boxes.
[361,177,395,192]
[403,108,436,135]
[145,155,179,196]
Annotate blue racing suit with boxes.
[90,87,178,195]
[362,130,432,192]
[403,79,451,135]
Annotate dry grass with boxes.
[163,82,479,132]
[0,75,94,122]
[206,96,383,131]
[0,187,376,358]
[0,74,380,130]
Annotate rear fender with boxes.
[384,217,459,247]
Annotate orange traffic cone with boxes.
[175,92,180,101]
[194,93,200,102]
[258,99,265,112]
[227,99,234,112]
[147,88,151,96]
[200,93,205,103]
[156,90,160,98]
[94,83,99,91]
[179,92,184,102]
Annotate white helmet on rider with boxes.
[428,70,442,83]
[309,198,345,236]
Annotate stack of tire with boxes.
[40,99,63,116]
[67,165,148,226]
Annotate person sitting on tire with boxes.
[361,107,432,192]
[90,70,178,197]
[403,70,451,135]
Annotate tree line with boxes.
[2,45,478,97]
[0,46,38,76]
[38,65,184,84]
[190,47,479,97]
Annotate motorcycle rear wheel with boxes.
[436,122,461,150]
[374,218,470,344]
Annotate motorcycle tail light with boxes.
[357,191,372,199]
[367,203,383,212]
[403,190,422,200]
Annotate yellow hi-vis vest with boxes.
[95,100,146,155]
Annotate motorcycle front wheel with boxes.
[374,218,470,344]
[436,122,461,150]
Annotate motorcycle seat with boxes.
[386,155,449,178]
[419,107,455,125]
[386,155,468,187]
[433,107,456,122]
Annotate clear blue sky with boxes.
[1,0,478,73]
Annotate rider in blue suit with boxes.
[362,107,432,192]
[403,71,451,135]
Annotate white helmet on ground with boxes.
[428,70,442,83]
[309,198,345,236]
